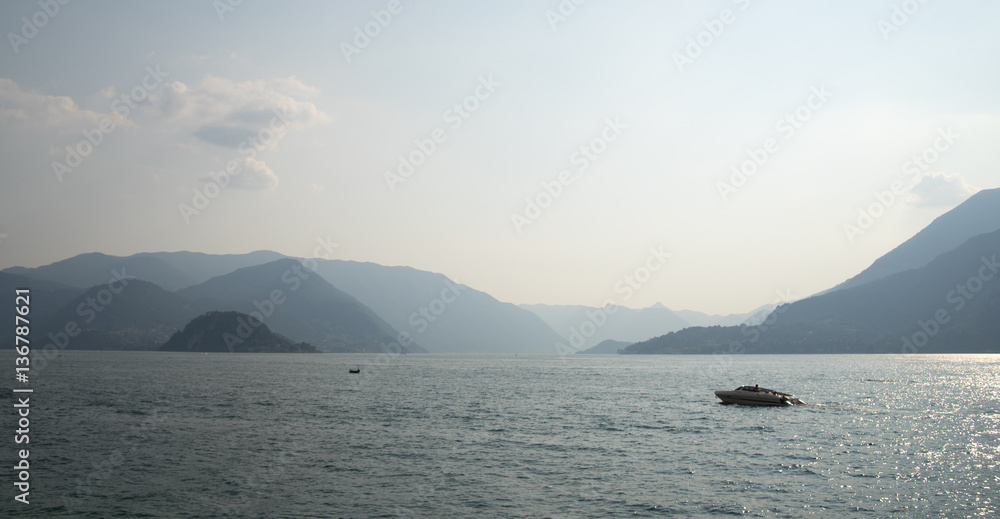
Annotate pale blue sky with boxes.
[1,0,997,314]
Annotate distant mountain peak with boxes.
[830,186,1000,293]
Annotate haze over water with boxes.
[5,351,996,518]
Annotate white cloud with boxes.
[146,75,331,190]
[233,157,279,190]
[0,78,129,135]
[198,157,279,191]
[907,172,980,207]
[152,75,329,149]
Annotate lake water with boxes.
[2,352,998,517]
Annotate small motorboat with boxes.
[715,385,803,406]
[348,367,361,373]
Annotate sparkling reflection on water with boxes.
[3,352,997,518]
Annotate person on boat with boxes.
[754,384,759,391]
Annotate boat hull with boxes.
[715,390,801,406]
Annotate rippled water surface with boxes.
[2,352,998,517]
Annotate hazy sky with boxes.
[1,1,997,314]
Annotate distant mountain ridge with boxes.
[8,256,426,353]
[831,187,1000,292]
[34,279,199,351]
[6,251,568,354]
[309,260,565,354]
[0,272,82,344]
[521,302,772,351]
[10,190,999,356]
[178,259,419,353]
[520,303,688,350]
[625,227,1000,354]
[3,250,285,291]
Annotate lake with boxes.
[2,352,997,517]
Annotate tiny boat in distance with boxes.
[348,367,361,374]
[715,385,803,406]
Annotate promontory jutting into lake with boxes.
[2,2,998,516]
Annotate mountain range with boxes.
[519,302,773,352]
[624,188,1000,354]
[4,187,998,354]
[3,253,570,353]
[177,258,416,353]
[5,250,286,292]
[830,188,1000,293]
[309,260,565,354]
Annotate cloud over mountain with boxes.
[908,172,979,207]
